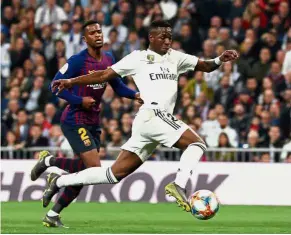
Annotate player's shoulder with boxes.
[104,51,116,63]
[167,49,187,59]
[126,50,145,58]
[68,49,87,63]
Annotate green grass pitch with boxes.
[1,202,291,234]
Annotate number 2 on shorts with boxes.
[78,128,89,141]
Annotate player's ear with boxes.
[82,35,87,43]
[148,34,154,43]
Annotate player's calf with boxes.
[166,129,207,211]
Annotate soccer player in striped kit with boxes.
[30,20,142,228]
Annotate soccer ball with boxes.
[188,189,219,220]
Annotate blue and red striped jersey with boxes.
[51,49,136,126]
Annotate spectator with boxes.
[214,133,235,162]
[230,103,250,144]
[214,75,236,112]
[246,77,259,102]
[107,129,125,158]
[177,23,200,54]
[278,1,291,31]
[260,31,281,59]
[9,37,30,71]
[200,109,220,147]
[259,89,279,111]
[234,89,254,115]
[2,6,18,29]
[45,103,61,125]
[1,0,291,163]
[228,0,244,21]
[49,125,73,158]
[259,110,272,145]
[25,125,49,149]
[63,18,86,59]
[240,130,261,162]
[14,109,30,143]
[1,131,23,159]
[277,71,291,96]
[40,25,55,61]
[54,20,71,40]
[120,113,132,139]
[33,111,51,134]
[48,39,66,78]
[24,76,49,112]
[262,126,284,162]
[1,32,11,79]
[199,39,215,59]
[218,62,241,88]
[2,99,20,130]
[122,31,142,57]
[279,88,291,140]
[194,92,210,121]
[183,71,213,101]
[252,48,271,83]
[260,152,271,163]
[34,0,68,30]
[216,114,238,147]
[98,145,114,160]
[268,61,285,86]
[269,103,281,125]
[182,105,196,125]
[282,43,291,75]
[173,7,191,36]
[207,27,219,45]
[104,13,128,43]
[217,27,238,50]
[231,17,245,44]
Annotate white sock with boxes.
[47,210,59,217]
[175,143,206,189]
[56,167,118,187]
[44,155,53,167]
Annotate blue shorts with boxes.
[61,123,101,155]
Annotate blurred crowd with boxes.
[1,0,291,162]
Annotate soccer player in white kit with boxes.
[46,20,239,212]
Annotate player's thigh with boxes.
[111,149,144,180]
[61,123,100,166]
[121,128,159,163]
[149,109,190,148]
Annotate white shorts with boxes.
[121,108,189,162]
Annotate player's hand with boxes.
[82,96,96,110]
[219,50,239,62]
[52,79,73,95]
[135,92,144,104]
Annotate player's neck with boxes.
[87,47,102,61]
[148,46,165,56]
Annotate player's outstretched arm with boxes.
[52,68,118,94]
[195,50,239,73]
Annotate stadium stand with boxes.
[1,0,291,162]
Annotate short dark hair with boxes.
[82,20,99,32]
[149,20,171,32]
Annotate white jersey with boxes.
[111,49,199,114]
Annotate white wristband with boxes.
[214,57,222,65]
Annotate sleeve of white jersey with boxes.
[173,50,199,75]
[111,51,139,77]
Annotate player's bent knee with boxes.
[189,142,207,153]
[113,172,127,182]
